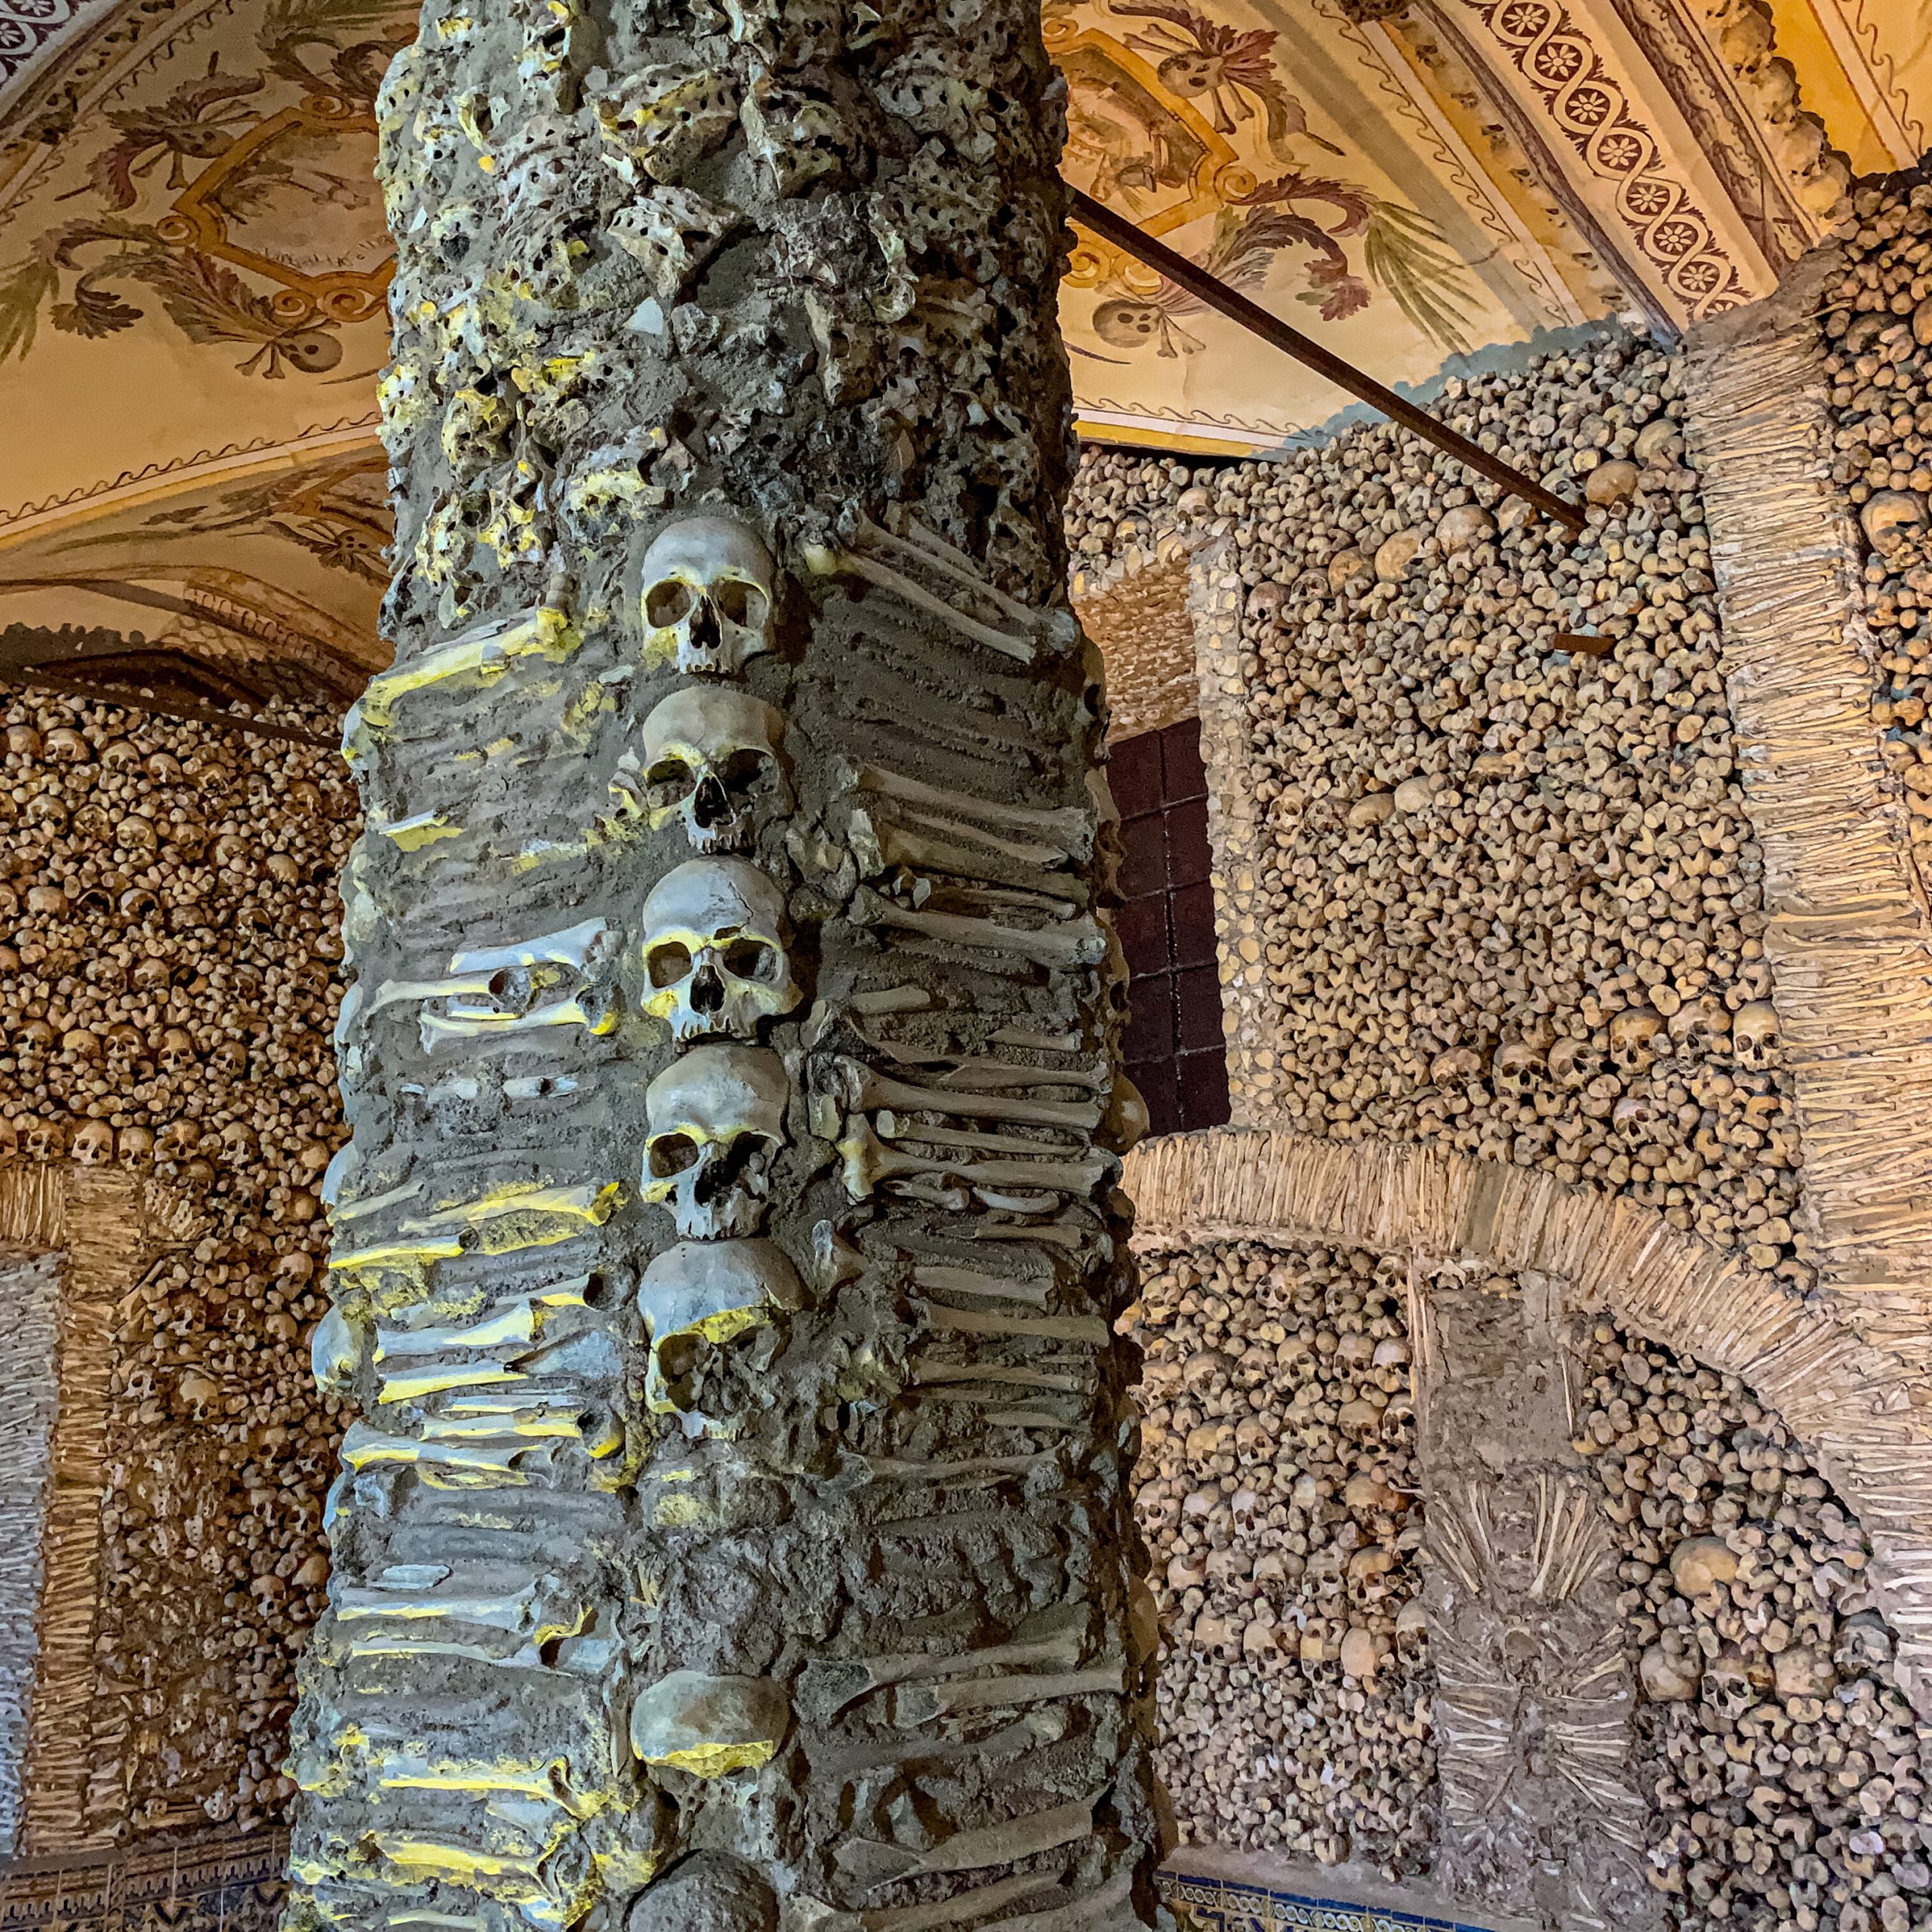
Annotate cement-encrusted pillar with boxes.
[283,2,1163,1930]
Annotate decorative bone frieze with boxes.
[286,0,1161,1927]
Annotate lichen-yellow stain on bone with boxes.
[360,607,578,731]
[641,1740,778,1779]
[398,1178,624,1235]
[379,1361,526,1404]
[331,1236,466,1275]
[374,811,465,850]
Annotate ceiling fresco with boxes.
[0,0,1925,696]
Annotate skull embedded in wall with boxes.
[629,688,790,854]
[70,1120,115,1165]
[1731,1000,1780,1071]
[638,1237,805,1423]
[1607,1005,1663,1072]
[638,516,777,675]
[1491,1041,1543,1099]
[638,858,800,1042]
[641,1043,789,1238]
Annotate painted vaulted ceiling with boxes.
[0,0,1922,697]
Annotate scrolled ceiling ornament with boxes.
[0,0,82,91]
[1459,0,1752,321]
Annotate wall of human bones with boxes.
[1072,296,1932,1924]
[0,688,353,1841]
[1070,331,1813,1296]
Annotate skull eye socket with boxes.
[721,937,777,982]
[647,580,696,629]
[712,580,767,631]
[648,1133,700,1178]
[648,941,694,989]
[645,754,697,796]
[715,749,771,792]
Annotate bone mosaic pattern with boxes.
[0,1248,63,1857]
[1130,1236,1432,1875]
[286,0,1163,1923]
[1068,333,1815,1306]
[0,686,352,1841]
[1575,1323,1932,1932]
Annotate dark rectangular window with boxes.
[1109,718,1231,1137]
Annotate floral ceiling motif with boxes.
[0,0,1925,688]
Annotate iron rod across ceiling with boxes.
[1066,187,1589,537]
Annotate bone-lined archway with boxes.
[1123,1126,1932,1715]
[0,1160,202,1854]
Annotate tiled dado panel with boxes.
[1109,721,1231,1137]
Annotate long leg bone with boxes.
[837,1060,1103,1131]
[851,889,1105,971]
[838,1792,1099,1889]
[825,1627,1082,1706]
[878,1121,1086,1158]
[908,1362,1086,1392]
[840,763,1094,859]
[891,1666,1124,1724]
[802,542,1038,663]
[849,812,1085,908]
[918,1305,1109,1346]
[911,1263,1050,1307]
[838,1118,1111,1201]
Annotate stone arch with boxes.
[1124,1126,1932,1714]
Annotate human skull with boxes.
[25,1118,66,1161]
[641,1044,789,1238]
[1732,1000,1780,1070]
[632,688,790,854]
[1492,1041,1543,1099]
[638,859,800,1043]
[638,515,777,676]
[70,1120,115,1165]
[1611,1093,1654,1143]
[1608,1005,1663,1072]
[638,1237,805,1423]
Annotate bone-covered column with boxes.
[284,0,1164,1927]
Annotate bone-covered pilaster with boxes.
[286,0,1161,1926]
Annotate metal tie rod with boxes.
[1066,187,1588,536]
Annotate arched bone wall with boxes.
[1124,1128,1932,1717]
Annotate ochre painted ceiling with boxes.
[0,0,1923,695]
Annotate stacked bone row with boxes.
[0,691,352,1838]
[1825,180,1932,871]
[1066,335,1810,1294]
[294,491,1161,1928]
[1575,1325,1932,1932]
